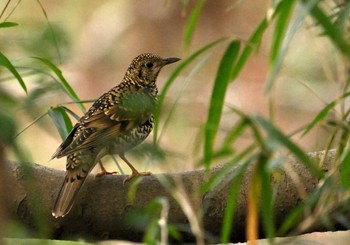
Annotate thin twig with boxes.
[4,0,21,22]
[0,0,11,20]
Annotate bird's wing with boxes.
[52,90,155,158]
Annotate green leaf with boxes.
[36,0,62,62]
[204,40,241,168]
[219,154,256,243]
[231,18,268,80]
[341,149,350,189]
[0,51,27,93]
[270,0,295,66]
[221,117,249,150]
[338,125,350,164]
[200,144,255,194]
[153,37,226,142]
[260,158,276,240]
[265,0,318,92]
[0,22,18,28]
[278,200,305,235]
[0,89,17,106]
[58,105,82,122]
[220,170,245,243]
[157,52,210,142]
[302,91,350,136]
[33,57,86,112]
[253,115,323,178]
[48,107,73,140]
[0,109,17,145]
[183,0,207,50]
[231,0,295,82]
[278,178,328,235]
[307,1,350,56]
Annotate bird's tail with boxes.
[52,173,88,218]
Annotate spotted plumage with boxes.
[52,53,180,218]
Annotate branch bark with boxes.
[5,150,340,242]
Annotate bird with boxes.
[51,53,180,218]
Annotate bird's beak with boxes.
[163,57,181,65]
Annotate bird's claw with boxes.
[123,171,151,185]
[95,170,118,177]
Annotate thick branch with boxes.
[5,150,339,242]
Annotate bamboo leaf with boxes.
[153,37,227,142]
[220,154,256,243]
[260,158,276,240]
[59,105,81,122]
[270,0,295,66]
[183,0,207,50]
[36,0,62,62]
[278,179,328,235]
[265,0,318,92]
[0,22,18,28]
[200,145,255,194]
[307,1,350,56]
[204,40,241,168]
[48,107,73,140]
[221,117,249,150]
[231,0,294,82]
[157,52,210,142]
[302,91,350,136]
[231,18,268,80]
[341,149,350,189]
[33,57,86,112]
[0,51,27,93]
[253,115,323,178]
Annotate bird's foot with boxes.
[95,170,118,177]
[96,161,118,177]
[123,171,151,185]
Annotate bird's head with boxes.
[126,53,180,85]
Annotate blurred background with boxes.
[0,0,345,173]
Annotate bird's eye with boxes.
[146,62,153,68]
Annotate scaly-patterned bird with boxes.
[51,53,180,218]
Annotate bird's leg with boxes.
[119,153,151,185]
[95,161,118,177]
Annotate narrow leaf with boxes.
[183,0,207,50]
[302,91,350,136]
[254,115,323,178]
[200,144,255,194]
[33,57,86,112]
[231,0,294,81]
[220,155,256,242]
[204,40,241,168]
[260,159,276,240]
[157,53,210,142]
[307,1,350,56]
[0,22,18,28]
[231,18,268,80]
[221,117,249,150]
[221,170,245,243]
[153,37,227,142]
[278,201,305,235]
[278,179,327,235]
[270,0,295,66]
[36,0,62,62]
[59,105,82,122]
[265,0,319,92]
[341,149,350,188]
[0,51,27,93]
[48,107,73,140]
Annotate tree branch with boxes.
[5,150,341,242]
